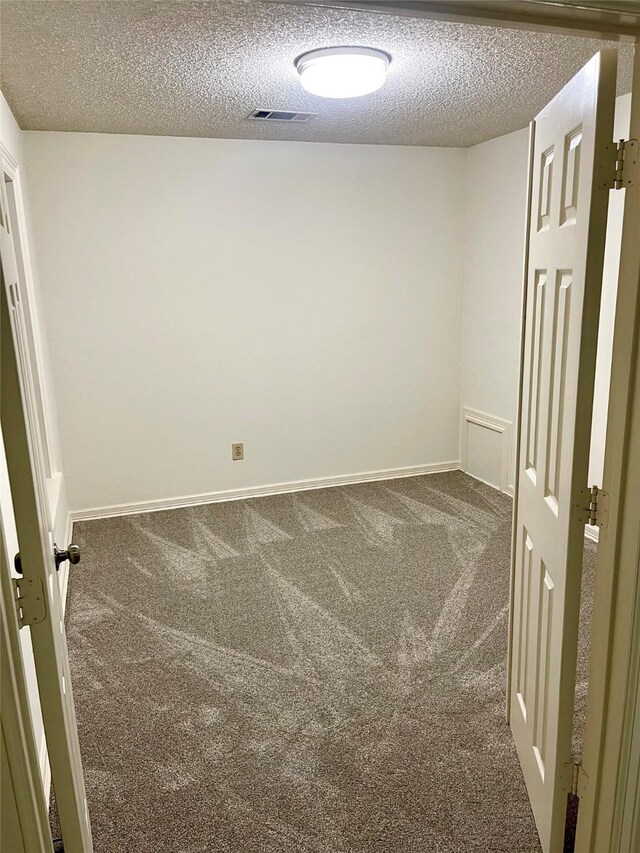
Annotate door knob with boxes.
[14,544,81,575]
[54,544,81,570]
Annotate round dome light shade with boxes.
[295,47,390,99]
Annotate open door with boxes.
[1,175,93,849]
[508,50,617,853]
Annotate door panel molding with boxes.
[509,49,617,852]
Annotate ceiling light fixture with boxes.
[295,47,390,99]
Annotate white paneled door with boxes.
[1,171,93,850]
[509,50,617,853]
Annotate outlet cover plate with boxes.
[232,442,244,461]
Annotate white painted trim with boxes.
[576,42,640,853]
[463,407,512,434]
[270,0,640,41]
[461,406,514,494]
[70,461,462,522]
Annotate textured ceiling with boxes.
[0,0,635,147]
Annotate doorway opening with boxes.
[1,5,637,853]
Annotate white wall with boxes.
[18,92,629,514]
[461,126,530,491]
[25,132,467,512]
[460,94,630,494]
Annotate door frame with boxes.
[271,1,640,41]
[0,7,637,853]
[575,41,640,852]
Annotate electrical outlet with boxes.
[232,442,244,461]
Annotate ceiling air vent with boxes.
[249,109,316,122]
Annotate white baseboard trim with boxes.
[585,525,600,543]
[71,461,463,522]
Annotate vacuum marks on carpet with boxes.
[64,472,544,852]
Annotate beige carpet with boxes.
[57,471,595,852]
